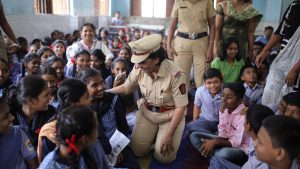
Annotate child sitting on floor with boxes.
[189,82,250,166]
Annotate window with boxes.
[141,0,166,18]
[52,0,70,15]
[34,0,53,14]
[35,0,71,15]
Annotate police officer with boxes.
[167,0,216,88]
[108,34,188,163]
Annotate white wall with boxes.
[5,15,112,43]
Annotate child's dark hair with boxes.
[264,26,274,32]
[223,82,245,100]
[111,58,128,70]
[51,30,59,38]
[0,97,8,109]
[246,104,274,134]
[30,39,41,45]
[57,105,97,169]
[284,92,300,108]
[239,64,257,80]
[221,37,241,61]
[17,37,27,45]
[53,39,65,47]
[37,47,54,58]
[45,56,64,67]
[204,68,223,81]
[91,49,106,62]
[262,115,300,160]
[22,53,41,76]
[81,23,95,32]
[254,41,265,48]
[16,75,47,104]
[120,46,132,56]
[73,30,80,36]
[41,66,57,78]
[72,49,91,78]
[24,52,40,63]
[57,79,87,111]
[77,68,102,84]
[0,58,11,86]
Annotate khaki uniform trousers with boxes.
[130,99,185,164]
[174,36,208,88]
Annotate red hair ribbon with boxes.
[65,134,79,155]
[70,57,75,64]
[35,128,41,135]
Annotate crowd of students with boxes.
[0,2,300,168]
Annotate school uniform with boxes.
[39,140,109,169]
[0,126,37,169]
[91,92,140,169]
[0,79,16,99]
[243,83,264,106]
[95,67,111,80]
[187,86,221,134]
[12,105,57,148]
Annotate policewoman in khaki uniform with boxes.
[167,0,216,88]
[109,34,188,163]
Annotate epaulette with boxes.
[175,71,182,78]
[240,107,248,115]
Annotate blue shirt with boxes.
[0,126,37,169]
[194,86,222,122]
[65,64,76,78]
[100,94,119,139]
[255,35,268,45]
[10,61,23,85]
[243,83,264,106]
[39,141,109,169]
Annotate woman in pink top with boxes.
[66,23,113,65]
[189,82,250,166]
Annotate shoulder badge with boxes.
[25,139,35,152]
[175,71,182,78]
[179,83,186,95]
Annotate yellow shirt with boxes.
[171,0,216,33]
[124,60,188,108]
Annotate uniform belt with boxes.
[144,102,175,113]
[177,31,208,40]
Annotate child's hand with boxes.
[199,139,215,157]
[117,152,124,164]
[113,72,126,87]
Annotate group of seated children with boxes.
[187,67,300,169]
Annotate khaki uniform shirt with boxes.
[124,60,188,108]
[171,0,216,33]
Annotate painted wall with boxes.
[253,0,282,23]
[110,0,130,17]
[2,0,34,15]
[281,0,294,19]
[70,0,95,16]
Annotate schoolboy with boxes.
[240,64,264,106]
[186,68,223,134]
[255,115,300,169]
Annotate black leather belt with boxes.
[177,31,208,40]
[144,102,175,113]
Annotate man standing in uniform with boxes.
[167,0,216,89]
[108,34,188,163]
